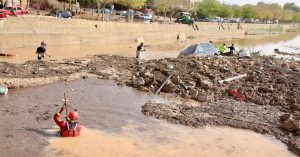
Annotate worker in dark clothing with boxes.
[227,44,236,54]
[136,43,145,64]
[36,42,50,60]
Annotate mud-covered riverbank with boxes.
[1,54,300,155]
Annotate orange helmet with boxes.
[68,111,79,120]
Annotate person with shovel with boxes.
[136,42,146,64]
[36,42,50,61]
[54,94,81,137]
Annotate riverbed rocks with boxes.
[131,56,300,112]
[1,55,299,111]
[282,118,300,132]
[132,76,145,88]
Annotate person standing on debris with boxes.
[227,43,236,55]
[218,43,227,54]
[36,42,50,61]
[136,43,145,64]
[54,107,81,137]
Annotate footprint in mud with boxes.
[3,109,19,115]
[35,110,52,121]
[28,105,40,113]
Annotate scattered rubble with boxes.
[1,55,299,110]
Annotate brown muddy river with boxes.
[0,78,296,157]
[0,33,300,63]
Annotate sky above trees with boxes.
[220,0,299,6]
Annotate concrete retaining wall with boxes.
[0,16,282,50]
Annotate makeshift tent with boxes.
[178,43,218,58]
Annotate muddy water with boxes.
[219,33,300,59]
[0,43,137,63]
[43,126,297,157]
[0,78,295,156]
[1,33,300,63]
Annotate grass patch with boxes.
[187,35,197,39]
[245,25,284,35]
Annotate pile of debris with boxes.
[132,56,300,111]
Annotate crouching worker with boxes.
[54,107,81,137]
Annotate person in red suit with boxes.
[54,107,81,137]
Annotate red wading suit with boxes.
[54,108,81,137]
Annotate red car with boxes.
[0,10,7,18]
[0,9,9,17]
[5,6,27,16]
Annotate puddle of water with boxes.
[43,125,296,157]
[217,33,300,59]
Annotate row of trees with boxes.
[52,0,145,21]
[146,0,300,23]
[50,0,300,23]
[195,0,300,22]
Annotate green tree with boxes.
[145,0,155,9]
[242,4,255,19]
[117,0,146,22]
[270,3,283,20]
[293,13,300,23]
[196,0,220,18]
[284,2,300,12]
[168,0,180,21]
[255,2,273,20]
[153,0,170,20]
[281,10,294,22]
[232,5,242,18]
[218,4,234,18]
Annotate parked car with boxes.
[176,12,194,24]
[0,9,10,16]
[116,10,127,16]
[134,11,143,18]
[197,18,211,22]
[5,6,27,16]
[222,18,229,23]
[0,10,7,18]
[211,17,223,23]
[229,19,240,23]
[62,10,72,18]
[46,8,72,18]
[178,43,219,58]
[244,19,255,23]
[95,8,111,14]
[141,14,153,21]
